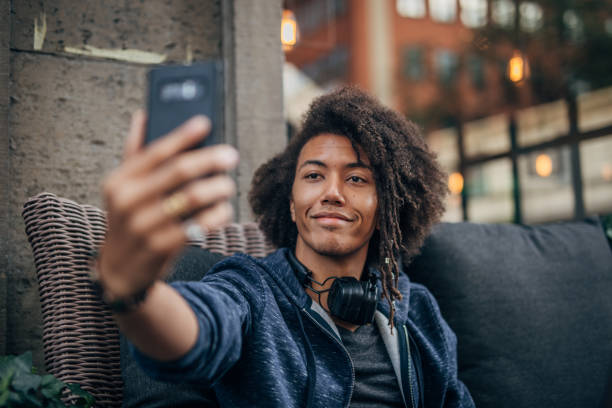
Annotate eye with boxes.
[348,175,366,183]
[305,173,321,180]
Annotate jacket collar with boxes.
[261,248,412,324]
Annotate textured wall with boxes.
[4,0,284,368]
[1,0,10,357]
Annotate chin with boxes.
[309,237,361,257]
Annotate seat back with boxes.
[22,192,274,407]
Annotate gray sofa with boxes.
[123,218,612,408]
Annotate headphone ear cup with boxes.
[327,278,378,325]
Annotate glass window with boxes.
[430,0,457,23]
[519,147,574,223]
[563,10,584,43]
[427,127,460,172]
[397,0,426,19]
[460,0,487,28]
[580,136,612,215]
[467,54,485,89]
[427,128,463,222]
[403,47,425,80]
[577,86,612,133]
[464,113,510,158]
[492,0,515,28]
[516,100,569,147]
[466,159,514,223]
[434,49,458,86]
[605,18,612,36]
[520,2,543,33]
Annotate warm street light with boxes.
[281,9,298,51]
[449,172,464,194]
[507,50,530,83]
[535,153,553,177]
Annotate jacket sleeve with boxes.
[435,305,474,408]
[130,256,266,386]
[409,285,475,408]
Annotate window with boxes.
[581,136,612,215]
[396,0,426,19]
[403,47,425,80]
[464,114,509,158]
[520,2,543,33]
[516,100,569,146]
[578,86,612,132]
[520,147,574,223]
[460,0,487,28]
[467,54,485,89]
[492,0,515,28]
[466,159,514,223]
[605,18,612,36]
[429,0,457,23]
[563,10,584,43]
[434,49,458,86]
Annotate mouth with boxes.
[311,212,354,222]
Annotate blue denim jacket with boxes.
[131,248,474,408]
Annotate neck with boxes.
[294,238,369,332]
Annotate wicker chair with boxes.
[22,192,275,407]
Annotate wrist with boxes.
[88,249,156,314]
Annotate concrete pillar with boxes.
[5,0,284,368]
[1,0,10,357]
[224,0,285,221]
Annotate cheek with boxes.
[362,194,378,226]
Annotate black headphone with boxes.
[286,250,380,326]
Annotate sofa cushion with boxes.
[405,218,612,408]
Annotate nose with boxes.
[321,175,345,206]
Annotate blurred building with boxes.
[283,0,612,223]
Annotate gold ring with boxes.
[161,192,190,219]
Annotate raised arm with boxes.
[97,111,238,361]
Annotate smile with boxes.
[311,212,354,223]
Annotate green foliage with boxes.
[0,352,94,408]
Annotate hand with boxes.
[98,111,238,299]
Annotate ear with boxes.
[290,198,296,222]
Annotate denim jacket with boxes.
[132,248,474,408]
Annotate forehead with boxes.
[297,133,371,166]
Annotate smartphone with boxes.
[145,61,224,148]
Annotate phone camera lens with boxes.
[182,80,197,100]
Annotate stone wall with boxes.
[1,0,284,368]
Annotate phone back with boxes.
[145,61,224,148]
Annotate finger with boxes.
[123,115,211,177]
[193,201,234,231]
[127,175,236,235]
[130,145,238,204]
[124,110,147,160]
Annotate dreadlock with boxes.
[249,86,447,325]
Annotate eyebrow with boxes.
[298,160,373,171]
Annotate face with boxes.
[290,133,378,258]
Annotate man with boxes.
[98,86,474,407]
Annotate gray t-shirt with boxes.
[338,323,405,408]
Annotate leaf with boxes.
[11,370,41,393]
[21,390,43,407]
[40,375,65,399]
[13,352,33,374]
[0,388,10,406]
[66,383,95,407]
[0,368,13,392]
